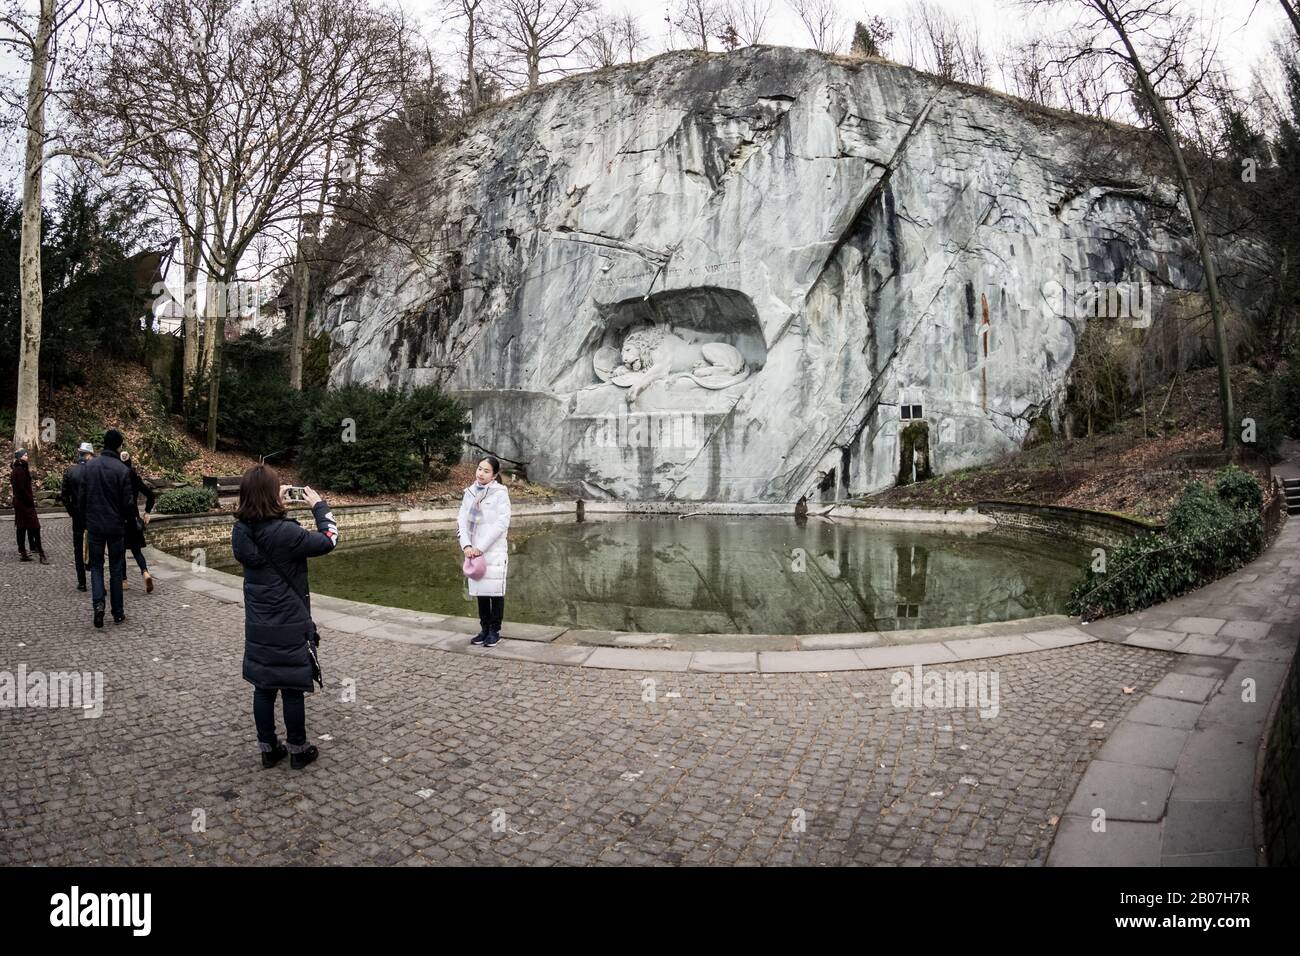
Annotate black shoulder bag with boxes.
[246,523,323,689]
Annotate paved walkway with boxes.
[0,516,1293,865]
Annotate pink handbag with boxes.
[462,554,486,579]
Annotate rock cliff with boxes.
[315,46,1265,501]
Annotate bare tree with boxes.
[720,0,772,46]
[445,0,493,112]
[671,0,724,52]
[85,0,414,447]
[492,0,596,91]
[613,9,646,61]
[786,0,846,54]
[1,0,164,454]
[1280,0,1300,41]
[896,0,990,84]
[1033,0,1238,451]
[578,11,621,68]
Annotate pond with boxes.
[165,514,1090,635]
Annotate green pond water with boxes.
[167,514,1090,634]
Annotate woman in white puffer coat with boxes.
[457,456,512,648]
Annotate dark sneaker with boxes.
[290,746,319,770]
[484,629,501,648]
[77,583,87,592]
[470,629,488,646]
[261,743,288,768]
[113,614,126,624]
[93,605,104,629]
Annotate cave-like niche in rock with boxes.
[583,287,767,413]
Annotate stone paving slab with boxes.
[1124,629,1189,652]
[688,652,759,673]
[1065,760,1173,822]
[796,632,882,650]
[1162,800,1253,856]
[943,635,1041,660]
[854,643,959,669]
[758,649,867,673]
[1047,817,1162,866]
[1125,696,1203,730]
[1095,723,1188,771]
[1168,727,1258,803]
[1024,627,1094,649]
[584,648,693,672]
[1148,673,1221,704]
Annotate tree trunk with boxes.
[289,255,308,390]
[205,271,227,452]
[13,0,55,455]
[181,231,200,383]
[181,169,208,392]
[201,275,220,374]
[1104,3,1236,453]
[1281,0,1300,42]
[466,12,480,111]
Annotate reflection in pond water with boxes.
[170,515,1089,634]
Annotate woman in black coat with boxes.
[119,451,156,592]
[231,465,338,769]
[10,448,46,563]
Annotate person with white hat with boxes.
[62,442,95,590]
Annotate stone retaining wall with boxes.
[1261,657,1300,865]
[976,501,1160,549]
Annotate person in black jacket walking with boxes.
[231,465,338,770]
[63,442,94,591]
[118,451,156,594]
[79,429,136,628]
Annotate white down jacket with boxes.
[457,479,511,597]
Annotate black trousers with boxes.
[16,527,42,553]
[128,545,148,573]
[476,595,504,630]
[88,532,126,619]
[71,519,87,587]
[253,687,307,752]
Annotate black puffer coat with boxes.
[78,450,134,536]
[232,501,338,691]
[62,461,85,520]
[124,463,156,551]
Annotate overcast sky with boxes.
[0,0,1293,204]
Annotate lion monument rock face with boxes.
[314,46,1264,502]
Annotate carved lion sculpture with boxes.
[593,326,749,404]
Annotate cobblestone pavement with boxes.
[1,520,1176,866]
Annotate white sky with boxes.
[0,0,1292,241]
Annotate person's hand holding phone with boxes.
[303,486,322,507]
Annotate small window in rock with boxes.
[896,603,920,618]
[900,405,912,420]
[910,404,923,419]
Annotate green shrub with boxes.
[298,384,423,494]
[1215,463,1264,514]
[217,368,311,460]
[42,472,63,496]
[296,383,469,495]
[403,385,470,470]
[155,487,217,515]
[1068,465,1266,620]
